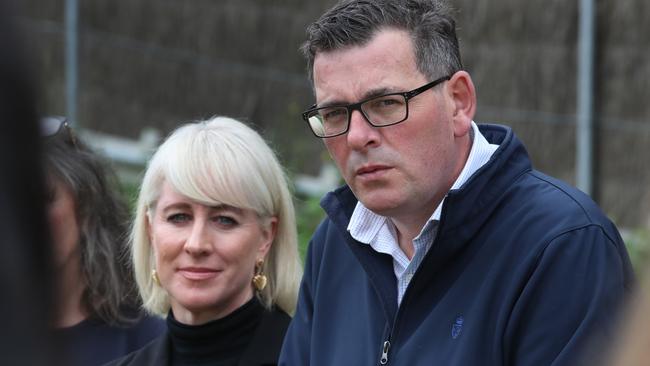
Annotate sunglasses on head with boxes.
[40,116,77,148]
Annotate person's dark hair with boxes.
[43,130,140,326]
[301,0,463,83]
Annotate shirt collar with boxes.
[348,121,499,243]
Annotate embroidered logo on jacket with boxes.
[451,316,464,339]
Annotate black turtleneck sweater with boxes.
[167,297,264,366]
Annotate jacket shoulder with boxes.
[524,171,619,234]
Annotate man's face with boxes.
[313,28,471,225]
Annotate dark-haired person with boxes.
[44,117,165,366]
[280,0,634,365]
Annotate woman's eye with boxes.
[45,187,56,204]
[213,215,238,227]
[167,213,190,223]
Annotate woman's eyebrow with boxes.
[160,202,191,213]
[208,204,244,214]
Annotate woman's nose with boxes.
[184,219,212,255]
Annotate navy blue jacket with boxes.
[55,314,165,366]
[280,124,634,366]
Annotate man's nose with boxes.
[346,110,380,151]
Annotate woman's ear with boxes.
[446,71,476,137]
[145,211,153,243]
[258,216,278,258]
[146,210,158,257]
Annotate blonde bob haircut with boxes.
[131,116,302,316]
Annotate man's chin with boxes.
[356,192,401,217]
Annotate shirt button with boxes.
[405,273,414,282]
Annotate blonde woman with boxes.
[109,117,302,366]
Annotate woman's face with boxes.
[47,178,81,269]
[148,181,276,325]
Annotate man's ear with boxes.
[446,71,476,137]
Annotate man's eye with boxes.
[380,99,399,106]
[372,97,403,109]
[322,108,346,122]
[167,213,190,223]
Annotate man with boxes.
[280,0,634,365]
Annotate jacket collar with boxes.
[320,124,532,316]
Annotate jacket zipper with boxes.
[380,340,391,364]
[379,308,398,365]
[377,217,447,365]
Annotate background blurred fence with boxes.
[14,0,650,237]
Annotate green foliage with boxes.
[294,194,326,261]
[117,180,140,214]
[623,228,650,275]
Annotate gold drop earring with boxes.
[151,269,161,286]
[252,259,267,291]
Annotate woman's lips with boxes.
[178,267,220,281]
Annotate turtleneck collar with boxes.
[167,296,265,366]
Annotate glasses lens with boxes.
[40,116,66,137]
[361,94,407,126]
[307,107,348,137]
[40,116,77,148]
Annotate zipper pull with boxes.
[380,340,391,365]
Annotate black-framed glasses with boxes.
[40,116,78,148]
[302,75,451,138]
